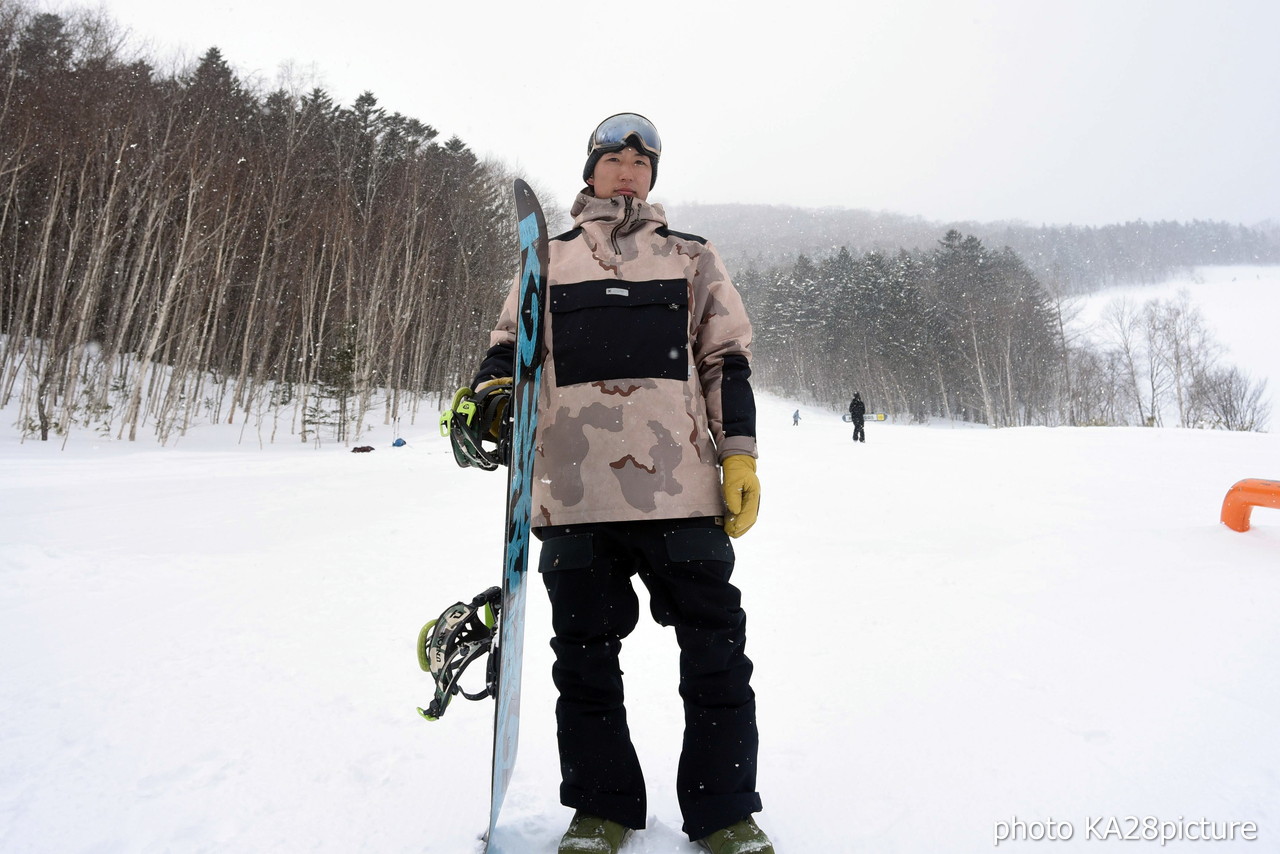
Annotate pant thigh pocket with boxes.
[537,532,595,573]
[664,526,734,565]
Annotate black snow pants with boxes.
[535,516,761,841]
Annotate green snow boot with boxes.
[558,810,634,854]
[696,815,775,854]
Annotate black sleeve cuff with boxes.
[721,353,756,438]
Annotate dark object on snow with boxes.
[392,438,407,447]
[352,445,375,453]
[849,393,867,443]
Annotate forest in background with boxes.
[1,1,514,443]
[671,203,1280,295]
[0,0,1272,443]
[732,234,1269,430]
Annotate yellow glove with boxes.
[721,454,760,538]
[474,377,512,438]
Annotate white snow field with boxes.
[2,266,1278,853]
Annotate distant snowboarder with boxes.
[792,409,801,426]
[849,393,866,442]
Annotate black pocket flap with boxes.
[538,533,595,573]
[550,279,688,313]
[665,527,734,563]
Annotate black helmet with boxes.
[582,112,662,189]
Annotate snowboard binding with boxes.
[439,384,512,471]
[416,586,503,721]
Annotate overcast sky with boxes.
[88,0,1279,227]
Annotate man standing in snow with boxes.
[461,113,772,854]
[849,392,866,442]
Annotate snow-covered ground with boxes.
[3,267,1279,853]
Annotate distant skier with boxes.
[849,393,866,442]
[792,409,801,426]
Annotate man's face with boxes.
[588,145,653,201]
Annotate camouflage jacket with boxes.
[474,191,757,528]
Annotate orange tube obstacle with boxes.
[1220,478,1280,532]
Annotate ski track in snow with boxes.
[2,266,1279,853]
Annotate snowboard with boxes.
[843,412,886,422]
[487,179,548,851]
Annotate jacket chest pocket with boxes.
[549,279,690,386]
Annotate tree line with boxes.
[1,2,513,443]
[1,0,1268,444]
[672,203,1280,295]
[739,234,1269,430]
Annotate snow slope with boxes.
[3,268,1279,853]
[1071,264,1280,427]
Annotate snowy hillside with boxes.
[1071,265,1280,427]
[3,266,1279,853]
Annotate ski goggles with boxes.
[587,113,662,158]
